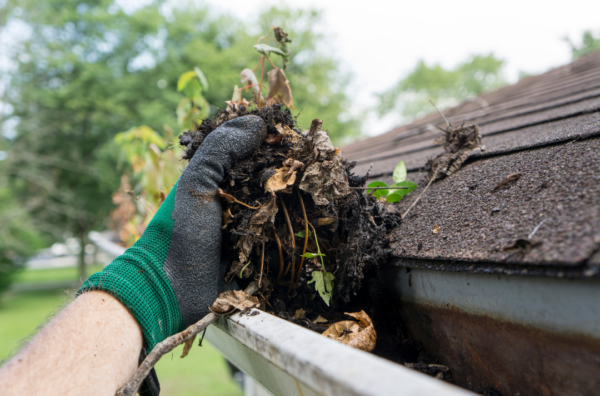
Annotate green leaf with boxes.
[393,161,407,183]
[385,192,403,203]
[390,180,417,195]
[308,270,335,306]
[387,181,417,203]
[182,79,202,101]
[194,67,209,92]
[366,181,388,197]
[302,252,325,259]
[295,230,312,238]
[177,70,197,92]
[253,44,287,58]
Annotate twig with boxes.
[402,168,440,220]
[116,282,259,396]
[279,196,295,250]
[259,241,265,287]
[217,189,262,210]
[307,222,326,270]
[429,98,450,128]
[279,195,296,279]
[290,189,309,295]
[273,226,284,282]
[528,219,546,239]
[349,186,408,190]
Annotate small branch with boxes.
[349,186,408,190]
[273,226,284,282]
[290,189,309,296]
[116,282,259,396]
[259,240,265,287]
[528,219,546,239]
[307,222,325,270]
[279,195,296,280]
[402,169,440,220]
[429,98,450,129]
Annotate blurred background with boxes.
[1,0,599,394]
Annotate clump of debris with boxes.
[181,104,417,359]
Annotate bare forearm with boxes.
[0,291,143,396]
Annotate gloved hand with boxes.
[79,116,266,392]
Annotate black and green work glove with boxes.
[79,116,266,392]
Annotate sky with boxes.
[199,0,600,135]
[3,0,600,138]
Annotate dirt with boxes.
[179,104,451,380]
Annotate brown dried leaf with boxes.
[265,167,297,194]
[275,123,302,144]
[493,173,522,192]
[321,310,376,352]
[236,197,278,263]
[432,224,440,234]
[209,290,260,315]
[180,334,196,358]
[293,308,306,320]
[425,124,484,180]
[267,68,293,108]
[222,207,233,229]
[313,315,328,324]
[299,119,351,205]
[240,69,261,100]
[265,133,283,145]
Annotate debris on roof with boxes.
[342,51,600,273]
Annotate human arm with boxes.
[0,115,266,395]
[0,291,143,396]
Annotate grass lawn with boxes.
[13,264,105,284]
[0,274,242,396]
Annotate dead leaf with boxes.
[267,68,293,108]
[209,290,260,315]
[240,69,261,101]
[322,310,376,352]
[222,207,233,229]
[317,218,335,226]
[275,123,302,144]
[299,119,351,205]
[425,124,484,180]
[293,308,306,320]
[282,158,304,179]
[265,133,283,145]
[265,167,297,194]
[493,173,522,192]
[432,224,440,234]
[180,334,196,358]
[503,238,542,252]
[313,315,328,324]
[236,196,278,263]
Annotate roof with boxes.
[342,51,600,276]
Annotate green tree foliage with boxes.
[378,53,506,121]
[0,1,358,281]
[566,30,600,60]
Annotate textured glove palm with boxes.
[80,115,266,351]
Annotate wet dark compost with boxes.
[179,104,447,379]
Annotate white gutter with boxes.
[206,309,475,396]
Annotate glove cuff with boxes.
[78,184,184,350]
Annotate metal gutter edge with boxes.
[206,309,475,396]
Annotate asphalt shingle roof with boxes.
[342,52,600,276]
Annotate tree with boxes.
[566,30,600,60]
[377,53,506,122]
[1,1,358,281]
